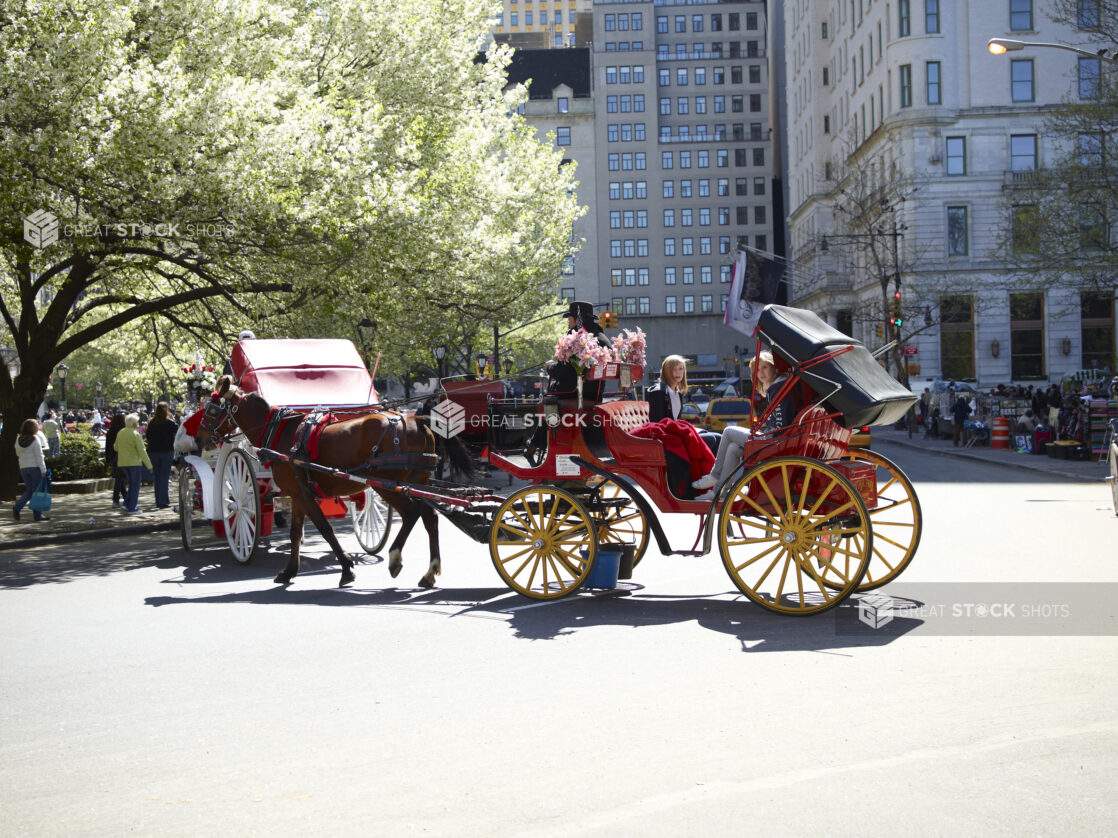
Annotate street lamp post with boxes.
[433,345,447,380]
[57,363,69,411]
[987,37,1118,64]
[476,352,488,379]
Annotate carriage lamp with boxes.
[990,339,1000,359]
[543,396,561,427]
[477,353,487,377]
[503,357,514,376]
[434,344,447,377]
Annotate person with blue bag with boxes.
[13,418,49,522]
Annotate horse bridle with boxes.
[200,393,239,441]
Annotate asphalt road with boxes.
[1,441,1115,837]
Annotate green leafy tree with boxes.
[0,0,581,496]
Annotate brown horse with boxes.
[199,376,474,588]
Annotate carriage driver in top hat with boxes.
[547,300,612,401]
[524,301,612,462]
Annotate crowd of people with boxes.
[11,402,184,520]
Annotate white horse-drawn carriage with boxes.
[177,338,395,561]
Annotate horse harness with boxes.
[256,406,438,474]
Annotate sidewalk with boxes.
[2,431,1107,551]
[0,489,180,551]
[872,425,1108,483]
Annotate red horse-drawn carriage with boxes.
[195,305,920,616]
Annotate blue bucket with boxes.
[581,547,623,589]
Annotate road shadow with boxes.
[145,581,921,653]
[0,534,384,589]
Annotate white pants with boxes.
[708,425,753,485]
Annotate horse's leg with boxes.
[416,504,441,588]
[299,500,356,587]
[276,506,305,584]
[386,498,422,579]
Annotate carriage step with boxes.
[669,550,706,557]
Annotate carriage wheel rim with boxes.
[352,488,393,553]
[718,456,872,616]
[489,486,595,599]
[222,450,259,563]
[839,449,922,591]
[178,466,195,550]
[586,476,649,566]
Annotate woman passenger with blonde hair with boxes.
[692,349,800,500]
[646,354,720,452]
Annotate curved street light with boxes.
[987,37,1118,64]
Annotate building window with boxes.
[1011,204,1039,254]
[925,0,939,33]
[665,267,676,285]
[700,208,711,226]
[1010,293,1045,378]
[662,151,673,169]
[1081,291,1115,371]
[664,209,675,227]
[659,68,670,87]
[663,180,674,199]
[611,269,622,286]
[611,240,622,258]
[625,297,637,315]
[720,294,729,312]
[660,97,671,115]
[899,0,911,36]
[664,238,676,256]
[681,208,693,226]
[683,267,694,284]
[900,64,913,107]
[683,295,695,313]
[1078,132,1103,167]
[701,265,712,282]
[946,137,966,175]
[681,237,694,255]
[1079,57,1101,99]
[607,96,617,113]
[927,61,942,104]
[610,211,621,228]
[1079,203,1108,251]
[638,239,649,257]
[947,206,969,255]
[753,177,766,195]
[1078,0,1101,29]
[666,295,677,314]
[700,294,713,312]
[680,150,691,168]
[1010,0,1033,31]
[720,264,732,281]
[556,127,570,146]
[604,13,615,31]
[638,296,650,314]
[675,15,685,32]
[1011,59,1034,101]
[1011,134,1037,170]
[940,296,975,379]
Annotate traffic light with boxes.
[891,282,903,329]
[876,323,884,339]
[600,310,618,329]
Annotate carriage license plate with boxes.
[555,455,583,477]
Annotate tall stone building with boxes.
[783,0,1116,387]
[506,1,779,385]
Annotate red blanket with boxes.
[631,418,715,479]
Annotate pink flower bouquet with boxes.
[611,327,647,366]
[554,329,612,374]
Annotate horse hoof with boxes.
[418,573,435,589]
[340,568,356,587]
[274,574,292,585]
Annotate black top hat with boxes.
[560,300,598,321]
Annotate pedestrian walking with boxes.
[114,413,152,514]
[40,411,61,457]
[12,418,49,522]
[104,413,127,508]
[145,402,178,509]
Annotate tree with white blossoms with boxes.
[0,0,582,497]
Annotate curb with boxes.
[0,520,180,552]
[878,435,1104,483]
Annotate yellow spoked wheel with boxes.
[718,456,872,616]
[838,449,922,591]
[586,476,649,567]
[489,486,596,599]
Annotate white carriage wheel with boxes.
[349,488,395,554]
[221,448,261,563]
[178,462,200,551]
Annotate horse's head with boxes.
[196,374,242,446]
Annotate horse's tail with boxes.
[414,416,478,482]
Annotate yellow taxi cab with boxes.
[849,425,872,448]
[704,398,752,432]
[679,403,704,426]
